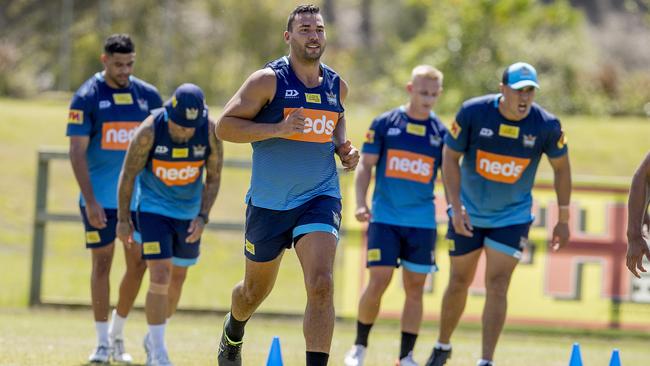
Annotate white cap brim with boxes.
[510,80,540,89]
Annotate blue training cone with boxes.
[266,336,284,366]
[609,349,621,366]
[569,343,583,366]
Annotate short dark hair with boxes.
[287,4,321,31]
[104,34,134,54]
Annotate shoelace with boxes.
[220,339,242,360]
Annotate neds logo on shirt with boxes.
[385,149,434,184]
[102,122,140,150]
[476,150,530,184]
[152,159,204,186]
[283,108,339,143]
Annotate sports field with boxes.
[2,307,650,365]
[0,97,649,364]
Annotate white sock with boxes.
[109,309,127,339]
[477,359,493,366]
[95,321,109,346]
[149,323,167,353]
[435,341,452,351]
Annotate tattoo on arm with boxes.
[199,121,224,217]
[117,121,154,221]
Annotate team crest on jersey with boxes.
[498,124,520,139]
[523,134,537,148]
[113,93,134,105]
[326,91,337,106]
[449,121,461,139]
[154,145,169,155]
[429,134,442,147]
[99,100,111,109]
[305,93,321,104]
[192,144,206,158]
[137,98,149,112]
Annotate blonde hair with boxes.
[411,65,443,82]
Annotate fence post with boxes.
[29,152,49,306]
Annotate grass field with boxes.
[2,307,650,365]
[0,97,649,364]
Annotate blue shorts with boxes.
[446,219,531,259]
[244,195,342,262]
[137,211,200,267]
[367,222,437,274]
[80,206,140,249]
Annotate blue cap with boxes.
[164,83,208,128]
[502,62,540,90]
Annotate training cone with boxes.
[266,336,284,366]
[609,349,621,366]
[569,343,583,366]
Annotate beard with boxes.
[106,72,129,88]
[292,41,325,64]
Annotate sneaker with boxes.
[425,347,452,366]
[110,336,133,363]
[88,344,110,363]
[217,315,243,366]
[397,351,419,366]
[344,345,367,366]
[149,348,173,366]
[143,333,154,365]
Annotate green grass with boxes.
[1,308,650,365]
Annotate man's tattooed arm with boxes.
[117,116,155,222]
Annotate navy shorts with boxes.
[80,206,139,249]
[137,211,200,267]
[244,195,342,262]
[447,219,531,259]
[367,222,437,274]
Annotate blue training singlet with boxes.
[246,56,345,210]
[137,109,211,220]
[445,94,568,228]
[362,106,446,229]
[66,72,163,209]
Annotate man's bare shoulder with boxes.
[246,68,277,90]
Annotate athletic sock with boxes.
[95,321,109,346]
[109,309,127,339]
[354,321,373,347]
[149,323,167,354]
[477,359,494,366]
[306,351,329,366]
[435,341,452,351]
[399,331,418,359]
[225,312,249,342]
